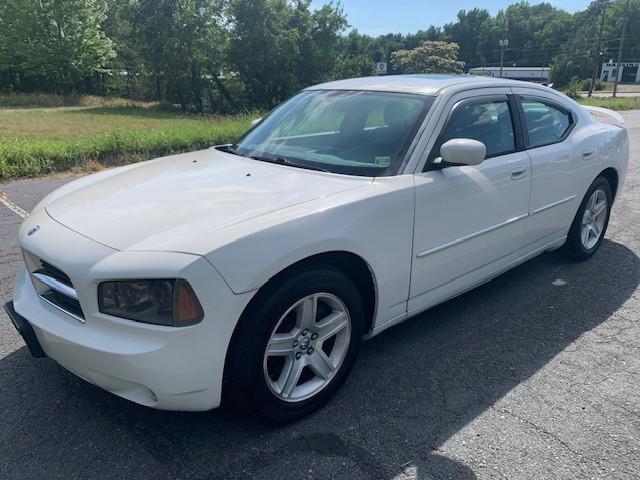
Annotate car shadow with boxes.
[0,239,638,479]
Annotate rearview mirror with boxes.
[440,138,486,166]
[250,117,262,127]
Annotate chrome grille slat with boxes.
[32,272,79,300]
[40,291,85,322]
[37,261,73,288]
[23,250,85,322]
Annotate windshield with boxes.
[231,90,434,177]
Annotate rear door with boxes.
[409,89,531,313]
[511,88,582,243]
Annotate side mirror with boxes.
[250,117,262,127]
[440,138,487,166]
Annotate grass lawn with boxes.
[577,96,640,111]
[0,105,253,180]
[0,92,149,109]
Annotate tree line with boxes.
[0,0,639,112]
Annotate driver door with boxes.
[409,91,531,314]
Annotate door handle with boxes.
[511,167,527,180]
[582,149,595,159]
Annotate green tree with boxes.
[443,8,492,67]
[285,1,348,89]
[127,0,228,111]
[228,0,301,108]
[0,0,114,92]
[228,0,347,108]
[333,30,375,79]
[100,0,141,97]
[391,41,465,74]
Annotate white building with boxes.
[468,66,550,83]
[601,61,640,83]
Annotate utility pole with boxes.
[613,0,631,98]
[499,18,509,79]
[499,39,509,78]
[588,0,609,98]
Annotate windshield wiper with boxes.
[249,155,331,173]
[219,144,243,156]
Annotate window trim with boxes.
[424,94,521,171]
[516,95,576,150]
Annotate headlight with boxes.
[98,279,203,327]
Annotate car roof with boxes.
[305,74,542,96]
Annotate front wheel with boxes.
[563,176,612,260]
[225,266,364,421]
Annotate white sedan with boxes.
[6,75,629,421]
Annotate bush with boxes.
[577,78,606,92]
[549,55,591,88]
[565,78,582,100]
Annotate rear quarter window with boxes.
[521,99,573,148]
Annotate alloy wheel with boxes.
[263,293,351,403]
[580,188,608,250]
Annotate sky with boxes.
[311,1,592,36]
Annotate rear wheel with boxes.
[563,176,612,260]
[225,266,364,421]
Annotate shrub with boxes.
[577,78,606,92]
[565,78,582,100]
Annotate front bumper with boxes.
[11,210,255,411]
[4,301,46,358]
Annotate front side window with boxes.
[521,98,572,148]
[438,99,516,158]
[232,90,433,176]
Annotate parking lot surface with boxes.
[1,111,639,479]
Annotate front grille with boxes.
[23,250,85,322]
[36,261,73,288]
[41,290,85,319]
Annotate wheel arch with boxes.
[222,251,378,396]
[246,251,377,336]
[571,167,619,229]
[598,167,619,200]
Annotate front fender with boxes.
[206,176,416,328]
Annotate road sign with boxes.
[376,62,387,75]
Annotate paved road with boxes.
[1,113,640,479]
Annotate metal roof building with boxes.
[468,66,550,83]
[601,62,640,84]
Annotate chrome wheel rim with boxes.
[580,188,608,250]
[263,293,351,403]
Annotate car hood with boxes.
[46,148,371,252]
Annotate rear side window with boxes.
[521,99,572,148]
[439,99,515,157]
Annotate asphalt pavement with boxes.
[1,112,639,479]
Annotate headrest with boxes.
[384,101,411,129]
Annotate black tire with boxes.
[224,265,365,422]
[562,176,612,261]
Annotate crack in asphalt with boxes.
[494,406,585,460]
